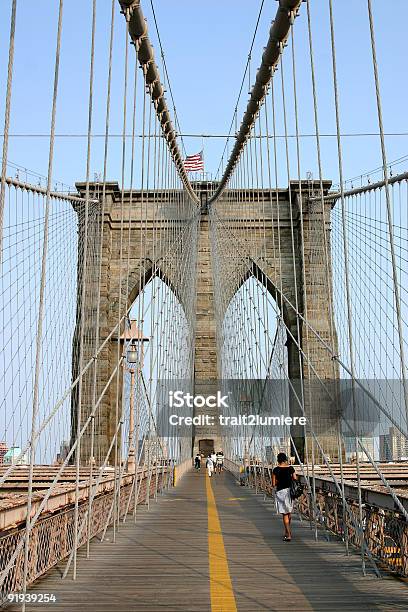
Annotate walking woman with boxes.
[272,452,297,541]
[206,454,214,477]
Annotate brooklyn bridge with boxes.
[1,1,408,610]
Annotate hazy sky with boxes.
[1,1,407,459]
[0,0,407,189]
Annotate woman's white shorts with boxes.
[275,487,293,514]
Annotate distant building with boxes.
[345,436,378,463]
[0,441,8,465]
[265,438,291,464]
[265,446,273,463]
[379,427,408,461]
[3,446,28,465]
[345,436,377,462]
[360,437,375,461]
[56,440,70,464]
[379,433,392,461]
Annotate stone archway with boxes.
[71,180,340,464]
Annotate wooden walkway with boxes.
[12,470,408,611]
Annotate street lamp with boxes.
[126,343,139,364]
[239,394,252,466]
[119,320,149,473]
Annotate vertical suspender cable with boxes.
[0,0,17,259]
[21,1,64,605]
[72,0,96,580]
[327,0,353,555]
[306,0,365,572]
[112,7,130,542]
[367,0,408,427]
[289,19,318,538]
[86,0,116,557]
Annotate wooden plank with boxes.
[217,474,408,611]
[7,471,408,611]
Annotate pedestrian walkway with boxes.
[14,470,408,611]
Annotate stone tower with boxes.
[71,180,340,465]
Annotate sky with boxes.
[0,0,407,189]
[1,1,407,460]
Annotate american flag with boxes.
[184,150,204,172]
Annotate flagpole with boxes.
[200,135,203,182]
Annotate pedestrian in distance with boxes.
[206,454,214,477]
[272,452,297,541]
[210,451,217,474]
[194,453,201,471]
[216,450,224,473]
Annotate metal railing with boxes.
[226,461,408,577]
[0,467,172,603]
[173,458,193,486]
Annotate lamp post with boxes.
[127,365,136,473]
[240,394,252,467]
[120,320,149,473]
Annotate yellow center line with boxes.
[206,475,238,612]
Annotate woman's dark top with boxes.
[273,465,295,491]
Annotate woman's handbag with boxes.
[290,479,304,500]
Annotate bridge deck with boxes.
[12,470,408,611]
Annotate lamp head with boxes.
[127,343,139,364]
